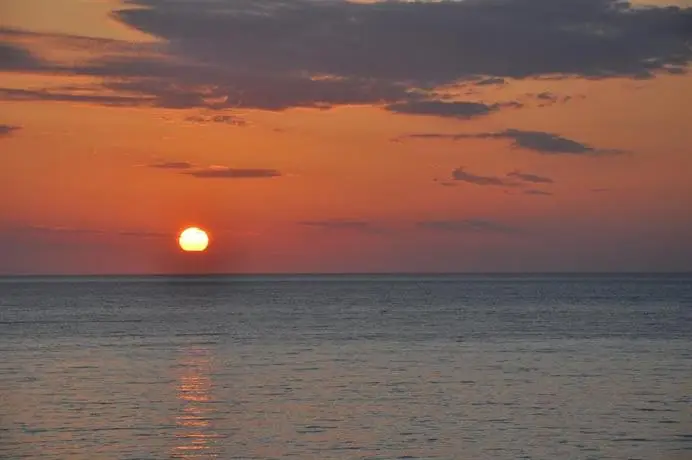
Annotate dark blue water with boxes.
[1,274,690,459]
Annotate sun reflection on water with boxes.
[172,347,223,459]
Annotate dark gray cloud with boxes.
[524,189,553,196]
[115,0,692,83]
[386,100,498,119]
[183,167,281,179]
[0,124,20,137]
[507,170,554,184]
[417,219,521,235]
[3,0,689,112]
[400,129,623,156]
[148,161,193,169]
[451,168,515,187]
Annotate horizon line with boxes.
[1,271,691,278]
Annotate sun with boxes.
[178,227,209,252]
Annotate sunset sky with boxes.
[1,0,691,274]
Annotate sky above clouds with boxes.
[0,0,691,274]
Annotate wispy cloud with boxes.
[116,230,168,238]
[524,189,553,196]
[417,219,522,235]
[2,224,168,238]
[300,220,371,230]
[298,219,389,235]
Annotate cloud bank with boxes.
[1,0,689,112]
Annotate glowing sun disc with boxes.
[178,227,209,252]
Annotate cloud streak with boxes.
[479,129,625,156]
[524,189,553,196]
[386,100,498,119]
[183,167,281,179]
[186,115,247,126]
[148,161,193,170]
[400,129,624,156]
[300,220,372,230]
[507,170,554,184]
[417,219,521,235]
[1,224,168,238]
[0,87,149,107]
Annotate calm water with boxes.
[0,274,690,459]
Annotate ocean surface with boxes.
[0,274,690,460]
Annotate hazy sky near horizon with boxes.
[1,0,691,274]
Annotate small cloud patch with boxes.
[0,124,20,138]
[451,168,516,187]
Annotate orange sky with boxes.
[1,0,691,273]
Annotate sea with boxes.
[0,274,690,460]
